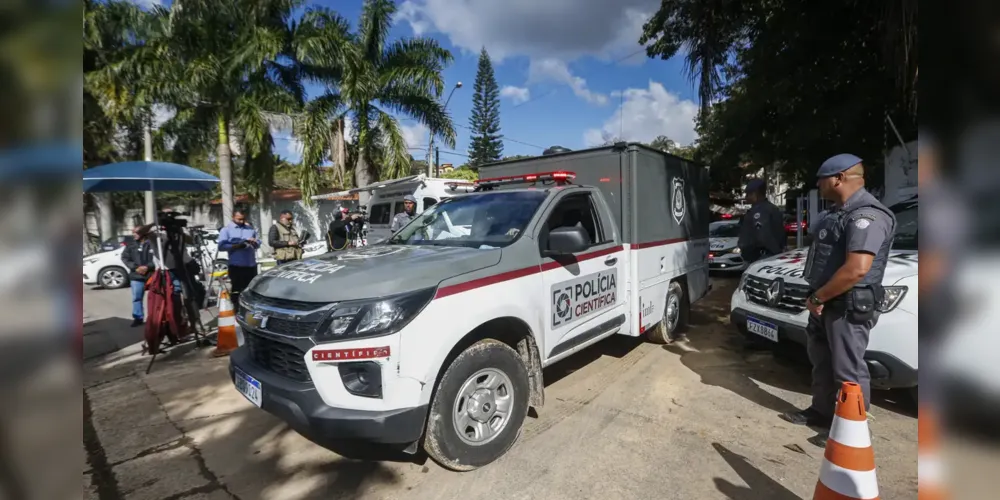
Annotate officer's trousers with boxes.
[806,307,878,418]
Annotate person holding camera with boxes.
[268,210,303,265]
[218,209,259,314]
[327,207,362,251]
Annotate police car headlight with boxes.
[731,247,741,254]
[315,287,436,342]
[877,286,908,313]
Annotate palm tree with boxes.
[639,0,745,122]
[296,0,456,206]
[132,0,306,223]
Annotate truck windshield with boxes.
[387,191,547,248]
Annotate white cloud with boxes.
[528,59,607,105]
[396,0,657,62]
[396,0,658,105]
[500,86,531,105]
[583,81,699,147]
[399,122,430,152]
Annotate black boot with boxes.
[130,318,144,327]
[779,407,833,429]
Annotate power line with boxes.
[453,123,546,150]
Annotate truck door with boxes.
[538,190,628,361]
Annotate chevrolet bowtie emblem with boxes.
[247,309,269,329]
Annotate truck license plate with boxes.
[234,368,262,407]
[746,317,778,342]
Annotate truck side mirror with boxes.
[547,226,590,255]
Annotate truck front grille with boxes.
[744,275,809,314]
[245,331,311,382]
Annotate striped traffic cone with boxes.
[918,407,947,500]
[211,290,238,357]
[814,382,879,500]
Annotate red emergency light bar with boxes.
[475,170,577,188]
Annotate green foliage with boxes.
[297,0,457,190]
[440,168,478,181]
[642,1,917,193]
[467,47,503,166]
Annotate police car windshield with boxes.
[890,199,918,251]
[710,222,741,238]
[387,191,548,248]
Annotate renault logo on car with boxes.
[766,279,784,307]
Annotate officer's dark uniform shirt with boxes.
[803,187,896,290]
[738,200,785,259]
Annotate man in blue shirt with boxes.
[218,209,259,315]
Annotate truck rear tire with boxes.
[423,339,530,471]
[647,281,685,344]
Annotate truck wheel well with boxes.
[673,274,691,332]
[433,317,545,409]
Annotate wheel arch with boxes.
[428,316,545,410]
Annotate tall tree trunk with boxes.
[337,119,347,187]
[258,186,272,255]
[94,193,114,241]
[355,152,372,208]
[218,114,234,222]
[143,121,156,224]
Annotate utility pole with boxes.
[428,81,463,177]
[434,147,440,177]
[143,121,155,224]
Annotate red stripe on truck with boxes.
[434,237,694,299]
[434,245,623,299]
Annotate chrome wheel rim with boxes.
[102,269,125,288]
[452,368,514,446]
[665,292,680,332]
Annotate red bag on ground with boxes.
[144,270,188,354]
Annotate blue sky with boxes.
[147,0,700,166]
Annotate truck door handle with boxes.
[604,256,618,266]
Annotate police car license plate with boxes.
[234,368,262,407]
[746,317,778,342]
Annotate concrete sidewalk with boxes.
[82,281,918,500]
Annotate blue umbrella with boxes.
[82,161,220,192]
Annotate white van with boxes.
[314,175,476,243]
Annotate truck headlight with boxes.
[877,286,908,313]
[315,287,436,342]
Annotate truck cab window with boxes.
[423,197,438,210]
[541,193,604,251]
[370,203,391,224]
[393,201,406,216]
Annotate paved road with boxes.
[82,277,917,500]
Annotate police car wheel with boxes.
[424,339,530,471]
[647,281,685,344]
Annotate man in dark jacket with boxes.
[327,207,363,251]
[738,179,786,263]
[121,224,155,327]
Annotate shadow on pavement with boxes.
[676,278,917,419]
[712,442,802,500]
[543,334,645,386]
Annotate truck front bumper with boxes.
[229,347,428,444]
[730,307,917,390]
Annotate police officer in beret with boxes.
[780,154,896,429]
[390,194,418,233]
[738,178,786,264]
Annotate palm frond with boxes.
[379,83,456,148]
[374,110,412,179]
[358,0,395,64]
[379,38,451,96]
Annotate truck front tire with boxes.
[647,281,686,344]
[424,339,530,471]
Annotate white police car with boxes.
[709,220,745,272]
[729,197,919,392]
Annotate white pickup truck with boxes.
[730,197,919,395]
[229,143,711,470]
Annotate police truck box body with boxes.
[229,143,710,470]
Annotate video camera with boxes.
[157,211,190,232]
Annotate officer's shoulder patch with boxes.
[854,218,871,229]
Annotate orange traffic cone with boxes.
[814,382,879,500]
[212,290,238,357]
[918,407,947,500]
